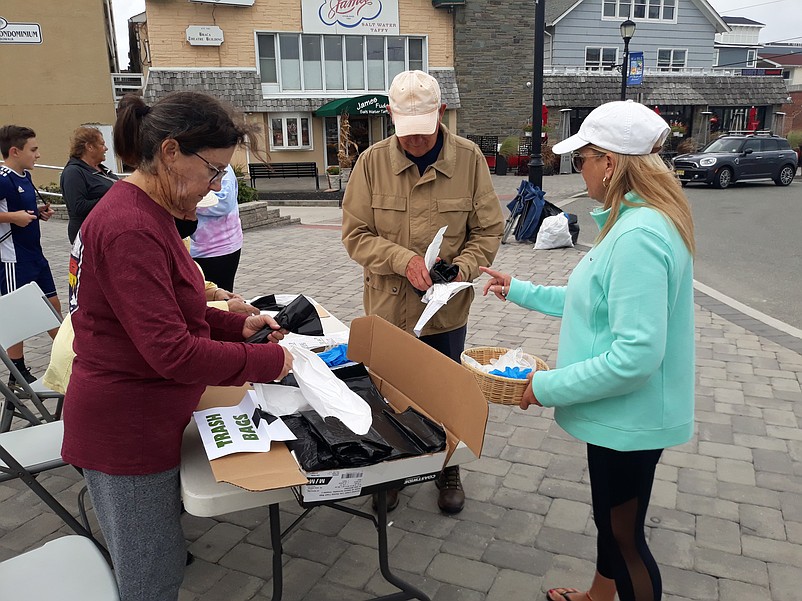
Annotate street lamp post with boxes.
[619,19,636,101]
[528,0,546,188]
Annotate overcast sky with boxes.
[110,0,801,69]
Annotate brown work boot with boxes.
[435,466,464,514]
[371,488,400,512]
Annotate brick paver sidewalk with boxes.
[1,180,800,601]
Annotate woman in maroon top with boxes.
[62,92,291,601]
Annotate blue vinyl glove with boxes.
[316,344,350,367]
[489,366,533,379]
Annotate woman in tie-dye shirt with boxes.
[190,164,243,291]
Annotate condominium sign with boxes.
[302,0,399,35]
[0,17,42,44]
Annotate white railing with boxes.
[544,66,761,77]
[111,72,145,101]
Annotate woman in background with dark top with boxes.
[60,126,119,244]
[61,92,292,601]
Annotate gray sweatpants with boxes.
[84,467,186,601]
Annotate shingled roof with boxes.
[543,74,789,107]
[142,68,461,112]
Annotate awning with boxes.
[315,94,389,117]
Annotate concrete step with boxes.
[265,199,341,208]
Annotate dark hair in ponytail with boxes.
[114,92,258,172]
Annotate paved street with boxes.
[1,172,801,601]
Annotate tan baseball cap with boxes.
[388,70,442,137]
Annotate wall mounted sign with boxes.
[186,25,224,46]
[302,0,399,35]
[189,0,254,6]
[0,17,43,44]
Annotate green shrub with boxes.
[232,164,258,203]
[499,136,520,158]
[786,130,802,149]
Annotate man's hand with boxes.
[242,314,287,343]
[9,210,37,227]
[405,255,433,291]
[227,299,260,315]
[38,204,53,221]
[519,372,542,411]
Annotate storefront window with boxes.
[279,34,301,90]
[257,34,427,93]
[324,36,344,90]
[366,37,385,90]
[258,34,277,84]
[270,114,313,150]
[387,37,406,84]
[302,35,323,90]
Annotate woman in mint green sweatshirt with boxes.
[481,101,695,601]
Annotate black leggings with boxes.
[194,249,241,292]
[587,443,663,601]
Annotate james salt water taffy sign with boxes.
[301,0,399,35]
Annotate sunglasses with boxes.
[188,150,227,186]
[571,151,606,173]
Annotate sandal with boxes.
[546,588,593,601]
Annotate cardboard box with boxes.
[196,315,488,502]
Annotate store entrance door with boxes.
[349,116,371,155]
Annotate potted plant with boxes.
[337,113,359,184]
[325,165,341,190]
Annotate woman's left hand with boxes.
[227,299,260,315]
[520,372,542,410]
[243,314,286,343]
[479,266,512,301]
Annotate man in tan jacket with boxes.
[342,70,504,514]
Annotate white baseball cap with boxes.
[388,70,442,137]
[552,100,670,156]
[197,190,219,208]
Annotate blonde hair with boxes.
[590,145,695,255]
[69,126,104,159]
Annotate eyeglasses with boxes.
[188,151,227,186]
[571,151,606,173]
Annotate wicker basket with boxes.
[460,346,549,405]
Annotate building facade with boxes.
[134,0,461,172]
[0,0,121,183]
[454,0,789,151]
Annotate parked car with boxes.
[672,133,798,189]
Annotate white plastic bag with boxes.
[251,383,311,416]
[290,347,373,435]
[534,213,573,250]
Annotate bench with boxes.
[248,162,320,190]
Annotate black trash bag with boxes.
[277,363,447,465]
[282,415,339,472]
[383,407,446,453]
[413,258,460,296]
[566,213,580,245]
[250,294,285,311]
[245,294,323,343]
[330,363,446,456]
[302,410,394,467]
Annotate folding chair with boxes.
[0,282,65,432]
[0,420,109,561]
[0,535,119,600]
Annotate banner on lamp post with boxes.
[627,51,644,86]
